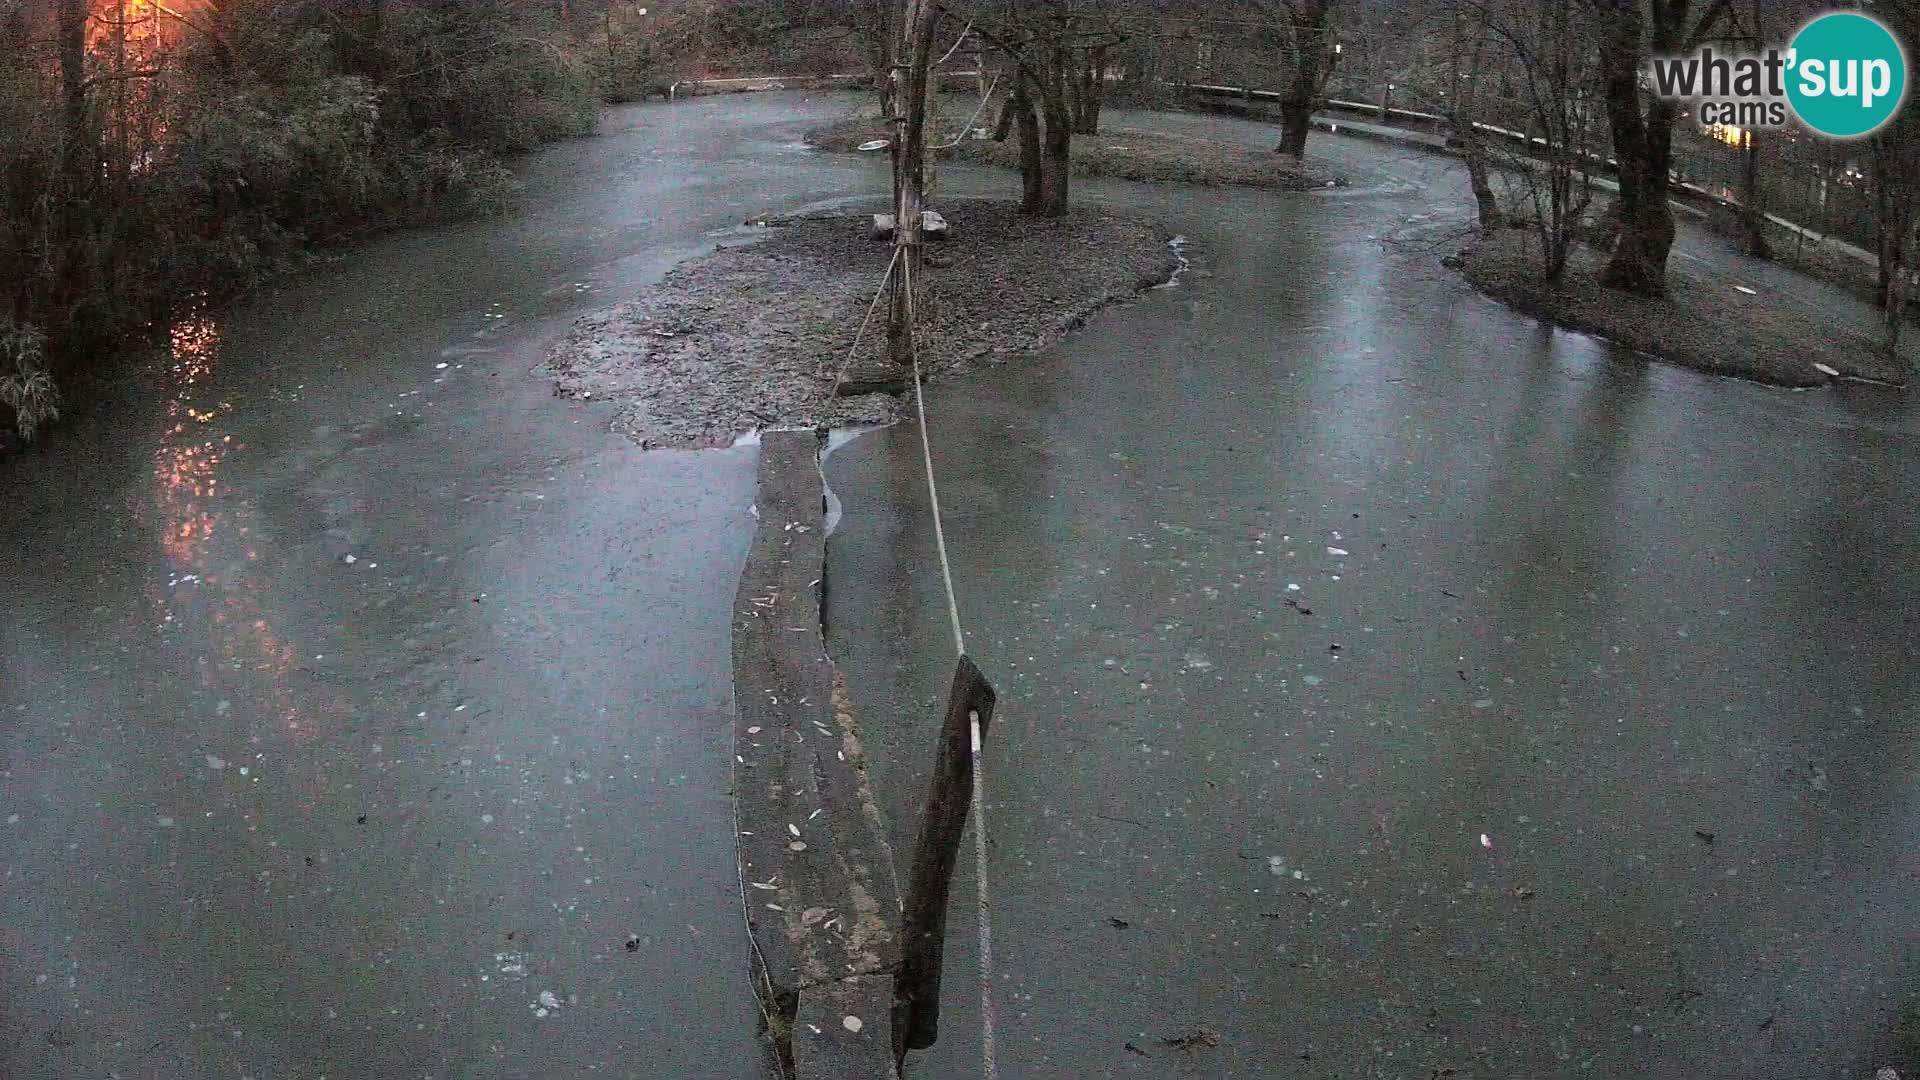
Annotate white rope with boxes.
[969,713,997,1080]
[935,21,975,68]
[901,252,997,1080]
[933,73,1001,151]
[903,254,968,660]
[844,246,903,371]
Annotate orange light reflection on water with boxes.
[143,302,338,747]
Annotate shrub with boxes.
[0,324,59,441]
[0,2,603,440]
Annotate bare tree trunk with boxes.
[59,0,88,186]
[1073,45,1105,135]
[1737,0,1770,259]
[1011,73,1043,211]
[1874,135,1903,308]
[863,0,898,112]
[1589,0,1732,296]
[886,0,940,367]
[4,5,37,325]
[1447,1,1498,228]
[1739,128,1771,258]
[1887,210,1918,351]
[1458,131,1500,228]
[1035,50,1072,217]
[901,10,940,215]
[1275,0,1329,158]
[56,0,92,318]
[993,88,1016,141]
[113,0,130,180]
[1277,100,1312,157]
[1593,8,1676,297]
[1039,103,1071,215]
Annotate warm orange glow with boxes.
[1705,122,1746,146]
[87,0,204,51]
[139,301,342,746]
[90,0,211,159]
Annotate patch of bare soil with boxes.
[1460,229,1913,387]
[803,109,1346,192]
[543,200,1177,448]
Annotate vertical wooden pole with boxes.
[887,0,939,368]
[892,656,997,1063]
[114,0,130,179]
[976,36,989,120]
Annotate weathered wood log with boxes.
[892,655,997,1061]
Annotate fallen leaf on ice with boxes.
[1161,1029,1221,1051]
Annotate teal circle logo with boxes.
[1786,12,1908,138]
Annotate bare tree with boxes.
[1876,139,1920,352]
[1070,38,1108,133]
[1004,72,1045,209]
[55,0,91,321]
[1251,0,1338,157]
[1581,0,1734,297]
[1868,0,1920,347]
[1446,0,1501,227]
[1725,0,1770,258]
[1475,0,1601,281]
[957,0,1122,215]
[1861,2,1920,353]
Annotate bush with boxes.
[592,34,672,104]
[0,324,58,441]
[0,2,604,440]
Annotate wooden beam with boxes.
[892,655,997,1062]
